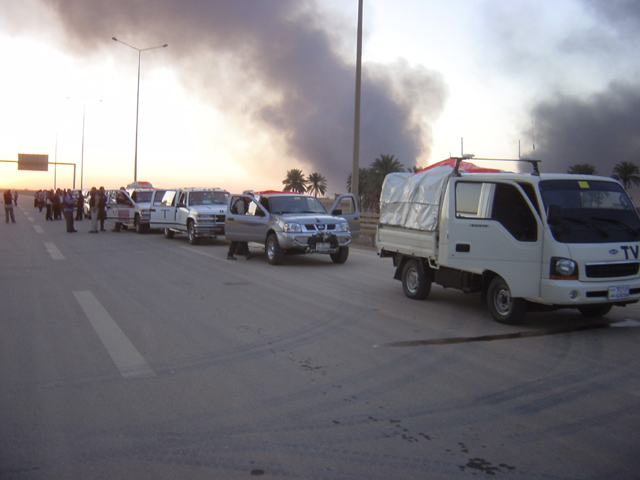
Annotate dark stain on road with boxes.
[383,320,629,347]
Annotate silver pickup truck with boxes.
[225,191,359,265]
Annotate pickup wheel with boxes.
[134,214,144,234]
[487,275,527,324]
[578,304,612,317]
[187,221,200,245]
[164,228,175,239]
[401,259,431,300]
[330,247,349,264]
[266,234,284,265]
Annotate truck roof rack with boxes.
[452,156,542,176]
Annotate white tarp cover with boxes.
[379,159,501,231]
[379,166,452,232]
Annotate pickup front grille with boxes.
[304,223,337,231]
[585,262,639,278]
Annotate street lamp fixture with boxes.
[112,37,168,183]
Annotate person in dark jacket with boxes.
[63,190,77,232]
[4,189,16,223]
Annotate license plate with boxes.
[316,242,330,252]
[608,285,630,300]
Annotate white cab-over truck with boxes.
[148,188,229,244]
[377,157,640,323]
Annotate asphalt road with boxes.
[1,200,640,479]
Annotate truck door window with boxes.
[455,183,483,217]
[334,196,356,215]
[247,200,264,216]
[158,191,176,207]
[491,183,537,241]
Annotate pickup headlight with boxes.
[284,222,302,233]
[336,222,350,232]
[550,257,578,280]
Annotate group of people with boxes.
[3,189,17,223]
[32,187,110,233]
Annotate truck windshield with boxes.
[539,179,640,243]
[131,191,153,203]
[268,195,327,214]
[188,191,229,206]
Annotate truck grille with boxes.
[304,223,336,231]
[585,262,639,278]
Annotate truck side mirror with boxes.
[547,204,562,226]
[332,209,343,215]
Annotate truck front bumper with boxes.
[279,232,351,252]
[539,278,640,306]
[194,223,225,237]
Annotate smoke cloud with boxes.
[530,82,640,175]
[519,0,640,176]
[18,0,447,190]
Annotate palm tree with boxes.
[371,154,405,177]
[282,168,307,193]
[612,161,640,190]
[306,172,327,197]
[369,154,405,210]
[568,164,598,175]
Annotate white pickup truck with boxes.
[377,157,640,323]
[148,188,229,244]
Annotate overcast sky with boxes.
[1,0,639,194]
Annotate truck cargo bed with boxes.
[376,225,437,259]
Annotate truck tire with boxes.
[164,228,175,239]
[578,304,612,317]
[487,275,526,324]
[187,221,200,245]
[134,214,144,234]
[330,247,349,264]
[266,234,284,265]
[401,259,431,300]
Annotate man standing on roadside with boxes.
[88,187,99,233]
[63,189,77,233]
[4,189,16,223]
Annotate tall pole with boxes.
[134,50,141,183]
[112,37,168,183]
[351,0,363,199]
[81,103,85,190]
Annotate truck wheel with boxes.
[187,221,200,245]
[487,276,526,324]
[401,259,431,300]
[266,234,284,265]
[134,214,144,234]
[164,228,175,239]
[330,247,349,264]
[578,304,612,317]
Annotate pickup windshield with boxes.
[188,191,229,206]
[268,195,327,215]
[540,179,640,243]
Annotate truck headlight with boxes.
[550,257,578,280]
[336,222,350,232]
[284,222,302,233]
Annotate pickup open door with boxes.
[105,190,135,224]
[225,194,270,243]
[330,194,360,239]
[149,189,177,229]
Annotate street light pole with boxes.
[351,0,363,200]
[112,37,168,183]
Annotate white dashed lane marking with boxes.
[44,242,65,260]
[73,290,156,379]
